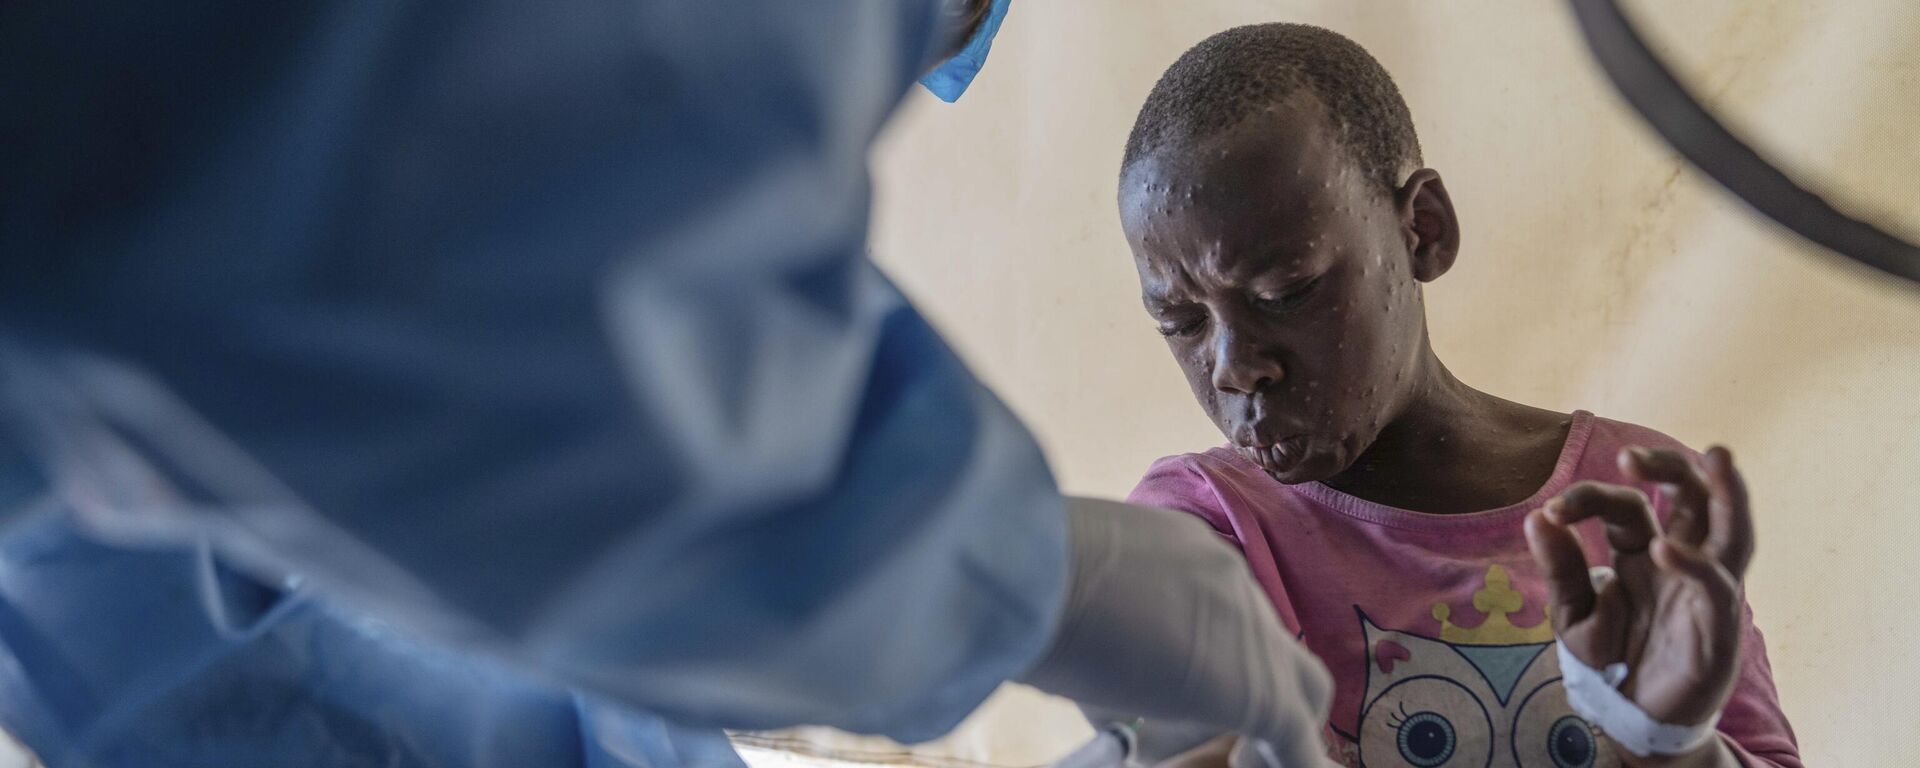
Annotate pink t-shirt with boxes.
[1128,412,1800,768]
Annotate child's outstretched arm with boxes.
[1525,447,1799,768]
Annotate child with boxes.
[1116,24,1799,767]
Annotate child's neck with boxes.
[1319,354,1574,515]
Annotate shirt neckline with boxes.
[1211,410,1597,533]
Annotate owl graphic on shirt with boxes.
[1330,565,1620,768]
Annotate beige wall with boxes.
[860,1,1920,766]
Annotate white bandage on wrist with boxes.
[1555,641,1720,758]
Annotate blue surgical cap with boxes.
[918,0,1012,103]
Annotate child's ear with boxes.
[1395,169,1460,282]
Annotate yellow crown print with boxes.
[1430,564,1555,645]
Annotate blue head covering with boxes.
[918,0,1012,103]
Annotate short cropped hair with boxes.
[1122,23,1423,194]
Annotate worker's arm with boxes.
[1024,499,1336,768]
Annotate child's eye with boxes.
[1156,315,1206,338]
[1254,277,1322,313]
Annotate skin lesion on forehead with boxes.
[1124,145,1330,240]
[1125,173,1348,314]
[1121,98,1379,283]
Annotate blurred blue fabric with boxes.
[0,1,1065,765]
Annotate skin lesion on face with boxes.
[1121,95,1532,508]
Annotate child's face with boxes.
[1120,97,1439,484]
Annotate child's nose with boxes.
[1210,326,1285,394]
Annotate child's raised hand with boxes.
[1523,446,1753,757]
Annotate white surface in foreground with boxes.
[0,730,39,768]
[738,744,903,768]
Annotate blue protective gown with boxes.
[0,1,1066,765]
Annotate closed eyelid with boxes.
[1256,272,1323,296]
[1143,294,1197,313]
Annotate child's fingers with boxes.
[1619,446,1711,547]
[1702,446,1755,580]
[1650,538,1741,655]
[1545,482,1659,555]
[1650,538,1736,604]
[1649,537,1743,724]
[1526,507,1597,629]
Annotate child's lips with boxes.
[1239,436,1308,475]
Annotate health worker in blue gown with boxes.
[0,2,1333,766]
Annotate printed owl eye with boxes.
[1358,676,1493,767]
[1511,679,1620,768]
[1545,716,1597,767]
[1395,711,1456,766]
